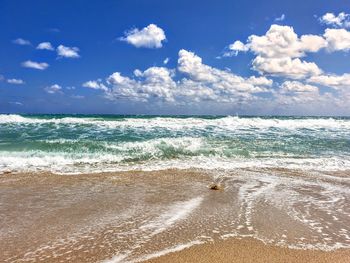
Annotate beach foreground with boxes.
[1,169,349,262]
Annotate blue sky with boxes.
[1,0,350,115]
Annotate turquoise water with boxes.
[1,114,350,173]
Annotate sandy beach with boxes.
[1,169,349,262]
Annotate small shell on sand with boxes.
[209,183,222,190]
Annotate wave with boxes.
[1,150,349,174]
[1,114,350,174]
[1,114,350,131]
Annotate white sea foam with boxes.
[1,114,350,131]
[100,197,203,263]
[101,253,130,263]
[1,152,350,174]
[139,196,203,236]
[105,137,204,154]
[101,240,203,263]
[134,240,204,262]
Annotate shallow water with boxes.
[1,169,349,262]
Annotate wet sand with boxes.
[1,169,350,262]
[146,238,350,263]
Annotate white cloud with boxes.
[57,45,80,58]
[85,49,273,104]
[324,28,350,51]
[271,81,331,109]
[82,80,108,91]
[105,72,145,100]
[216,23,350,113]
[163,57,170,64]
[21,60,49,70]
[280,81,319,93]
[320,12,350,28]
[252,56,322,79]
[37,42,54,50]
[228,24,350,61]
[80,48,350,113]
[225,24,350,78]
[308,73,350,90]
[224,40,249,56]
[105,67,176,102]
[246,25,326,58]
[275,14,286,22]
[177,49,272,94]
[44,84,62,94]
[133,66,176,101]
[120,24,166,48]
[7,78,25,85]
[12,38,31,46]
[247,76,273,86]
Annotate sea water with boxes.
[1,114,350,174]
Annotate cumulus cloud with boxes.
[221,23,350,112]
[120,24,166,48]
[271,81,333,110]
[44,84,62,94]
[252,56,322,79]
[245,25,326,58]
[7,78,25,85]
[82,80,108,91]
[320,12,350,28]
[308,73,350,90]
[246,76,273,86]
[228,24,350,59]
[324,28,350,51]
[105,67,176,102]
[224,40,249,56]
[84,49,273,104]
[12,38,31,46]
[225,24,350,79]
[79,47,350,113]
[280,81,319,94]
[21,60,49,70]
[37,42,54,50]
[177,49,271,94]
[57,45,80,58]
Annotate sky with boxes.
[1,0,350,115]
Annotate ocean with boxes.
[0,114,350,174]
